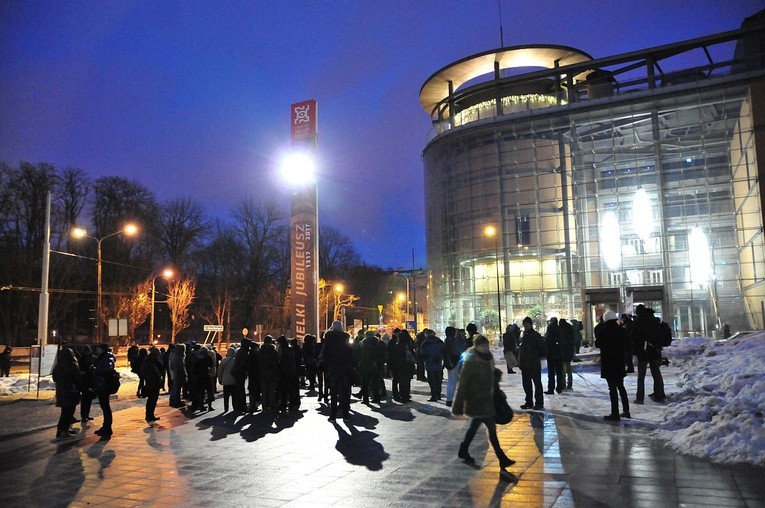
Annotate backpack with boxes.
[658,322,673,348]
[108,370,121,395]
[494,388,514,425]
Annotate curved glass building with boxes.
[421,14,765,340]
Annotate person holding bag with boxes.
[452,334,515,474]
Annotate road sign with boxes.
[203,324,224,332]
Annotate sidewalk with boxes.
[1,369,763,507]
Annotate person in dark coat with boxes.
[387,330,400,400]
[559,319,575,390]
[502,324,520,374]
[232,338,251,412]
[444,326,466,406]
[246,341,261,413]
[452,335,515,473]
[168,343,187,408]
[92,343,116,437]
[0,346,12,377]
[633,305,665,403]
[390,329,416,403]
[595,310,630,421]
[620,314,635,373]
[277,335,299,412]
[320,320,354,420]
[359,330,385,404]
[302,334,319,393]
[420,329,445,402]
[141,347,163,423]
[518,316,546,410]
[53,347,81,438]
[189,345,213,412]
[544,317,564,394]
[78,345,96,422]
[133,348,147,398]
[258,336,280,412]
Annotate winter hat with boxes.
[603,310,619,322]
[330,320,344,332]
[364,330,376,338]
[522,316,533,325]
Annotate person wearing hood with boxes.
[452,335,515,474]
[595,310,630,421]
[217,346,238,412]
[141,347,164,424]
[320,320,353,421]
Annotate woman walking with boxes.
[452,334,515,473]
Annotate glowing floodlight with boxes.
[688,227,711,288]
[633,188,653,242]
[601,211,621,270]
[281,151,316,187]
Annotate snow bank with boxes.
[0,368,137,397]
[656,332,765,465]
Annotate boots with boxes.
[458,443,475,463]
[498,451,516,469]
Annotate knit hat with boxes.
[603,310,619,322]
[330,320,344,332]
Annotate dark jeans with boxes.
[80,393,93,418]
[426,368,443,400]
[606,377,630,415]
[328,374,350,417]
[222,385,235,411]
[636,357,664,401]
[169,377,184,406]
[261,382,278,411]
[97,392,112,431]
[58,404,76,431]
[361,370,383,402]
[521,367,544,406]
[547,358,564,392]
[233,380,247,412]
[462,416,507,461]
[144,387,160,420]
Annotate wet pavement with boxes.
[1,376,764,507]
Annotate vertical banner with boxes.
[290,100,319,340]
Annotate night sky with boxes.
[1,0,760,269]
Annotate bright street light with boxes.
[71,223,139,341]
[485,224,502,340]
[150,268,174,343]
[281,151,316,186]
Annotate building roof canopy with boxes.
[419,45,592,115]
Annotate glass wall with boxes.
[424,83,761,338]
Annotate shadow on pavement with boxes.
[332,420,389,471]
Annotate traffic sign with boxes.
[203,324,224,332]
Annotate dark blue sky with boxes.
[1,1,760,269]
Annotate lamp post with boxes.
[485,225,502,340]
[150,268,174,344]
[71,223,138,341]
[393,272,411,326]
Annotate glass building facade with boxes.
[421,17,765,340]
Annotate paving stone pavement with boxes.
[1,376,764,507]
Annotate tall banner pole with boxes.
[38,192,51,348]
[290,99,320,340]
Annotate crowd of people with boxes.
[51,308,670,473]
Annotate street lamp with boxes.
[484,225,502,340]
[71,223,139,341]
[150,268,174,343]
[393,272,411,327]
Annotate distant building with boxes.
[420,11,765,340]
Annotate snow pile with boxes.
[656,332,765,465]
[0,368,137,397]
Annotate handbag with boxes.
[494,389,514,425]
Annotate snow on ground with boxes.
[0,368,138,397]
[656,332,765,465]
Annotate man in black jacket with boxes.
[633,305,666,403]
[544,317,564,394]
[320,321,353,421]
[519,317,546,410]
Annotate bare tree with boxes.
[104,278,152,345]
[319,224,361,280]
[156,197,209,270]
[166,275,196,342]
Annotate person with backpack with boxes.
[92,343,117,437]
[444,326,467,407]
[633,305,666,403]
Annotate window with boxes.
[649,270,663,284]
[516,214,531,246]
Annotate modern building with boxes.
[420,12,765,340]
